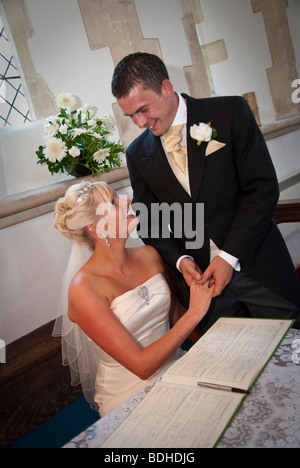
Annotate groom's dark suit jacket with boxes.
[126,94,300,307]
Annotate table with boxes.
[64,329,300,448]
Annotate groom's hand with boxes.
[200,256,234,297]
[179,257,202,287]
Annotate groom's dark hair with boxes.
[111,52,169,99]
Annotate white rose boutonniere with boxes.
[190,122,217,146]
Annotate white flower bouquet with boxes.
[36,93,124,177]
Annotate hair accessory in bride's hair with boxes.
[77,183,93,204]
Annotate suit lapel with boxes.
[187,132,207,204]
[185,95,207,203]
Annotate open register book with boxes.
[101,317,293,449]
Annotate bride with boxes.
[54,181,214,417]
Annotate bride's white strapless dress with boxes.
[90,273,184,417]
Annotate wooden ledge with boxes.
[0,166,130,230]
[261,116,300,141]
[274,199,300,224]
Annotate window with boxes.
[0,17,31,127]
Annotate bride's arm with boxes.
[169,296,203,343]
[165,265,203,343]
[68,277,213,381]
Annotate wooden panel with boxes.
[273,199,300,224]
[0,320,82,448]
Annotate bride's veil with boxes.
[53,242,100,411]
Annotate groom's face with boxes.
[117,81,178,137]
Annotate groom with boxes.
[112,52,300,331]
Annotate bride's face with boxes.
[96,191,139,240]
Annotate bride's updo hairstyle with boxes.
[54,181,113,249]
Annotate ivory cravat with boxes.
[164,124,187,175]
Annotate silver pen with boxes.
[197,382,249,394]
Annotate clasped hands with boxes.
[180,256,234,297]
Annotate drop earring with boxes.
[102,231,111,247]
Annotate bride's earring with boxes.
[102,231,111,247]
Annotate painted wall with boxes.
[196,0,274,123]
[2,0,299,127]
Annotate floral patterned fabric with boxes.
[219,328,300,448]
[64,329,300,449]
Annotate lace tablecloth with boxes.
[64,329,300,449]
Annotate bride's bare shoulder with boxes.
[131,245,164,268]
[68,267,110,320]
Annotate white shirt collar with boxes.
[171,92,187,127]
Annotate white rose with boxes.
[190,123,213,142]
[59,124,68,135]
[69,146,81,157]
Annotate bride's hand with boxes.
[188,280,214,322]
